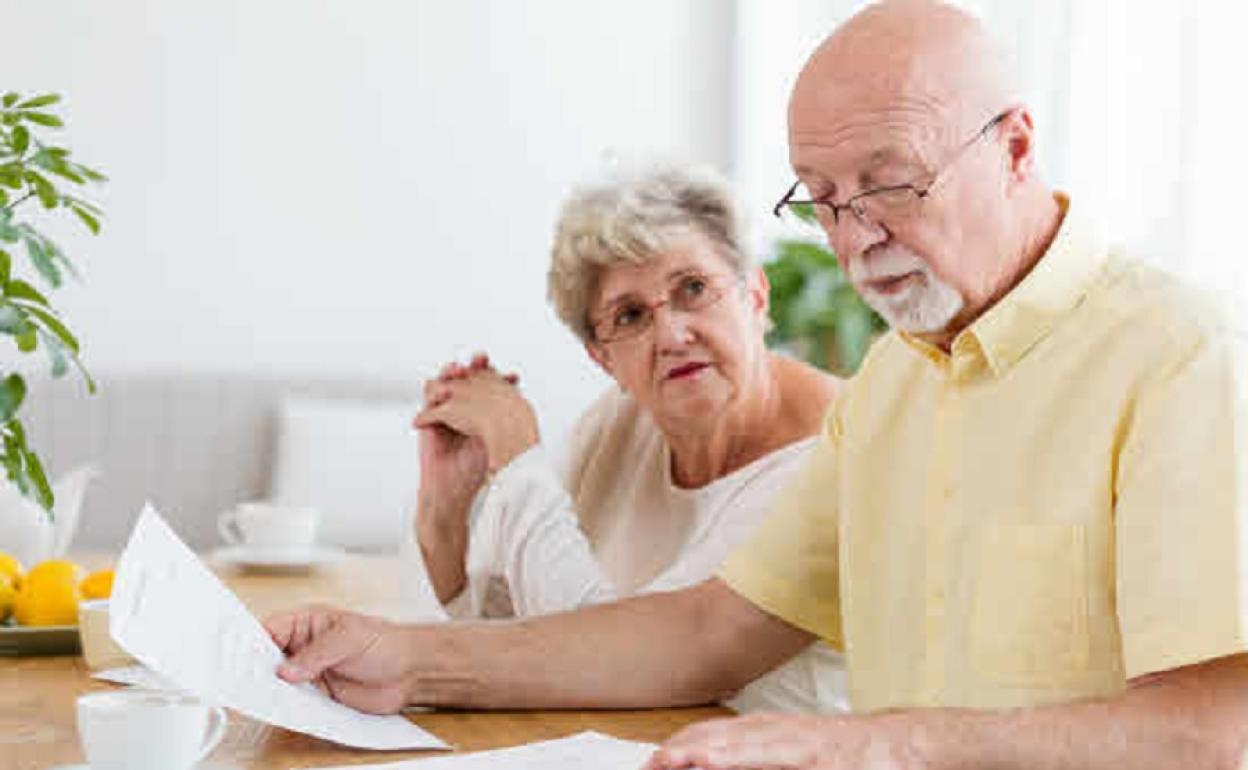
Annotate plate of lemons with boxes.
[0,552,113,656]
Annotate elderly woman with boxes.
[412,164,846,713]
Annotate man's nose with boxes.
[826,210,887,262]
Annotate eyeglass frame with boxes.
[771,109,1013,227]
[588,270,742,344]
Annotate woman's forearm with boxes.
[415,491,472,604]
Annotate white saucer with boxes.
[209,544,347,572]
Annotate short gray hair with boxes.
[547,163,751,343]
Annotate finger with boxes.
[277,622,361,683]
[503,372,520,385]
[263,612,299,650]
[641,748,703,770]
[470,352,491,371]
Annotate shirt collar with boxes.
[900,193,1109,378]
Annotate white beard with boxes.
[847,247,965,334]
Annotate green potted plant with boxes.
[765,207,887,377]
[0,91,104,516]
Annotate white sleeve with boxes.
[446,445,620,617]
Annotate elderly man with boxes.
[265,1,1248,767]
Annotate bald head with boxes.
[791,0,1017,148]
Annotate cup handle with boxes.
[217,510,241,545]
[195,705,228,762]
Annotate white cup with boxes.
[217,501,318,549]
[77,690,227,770]
[77,599,136,671]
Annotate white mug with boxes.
[77,689,227,770]
[217,501,318,549]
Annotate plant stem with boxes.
[1,191,35,213]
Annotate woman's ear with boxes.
[585,340,612,376]
[748,266,771,321]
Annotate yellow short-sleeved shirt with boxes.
[720,196,1248,713]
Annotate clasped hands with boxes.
[413,352,540,500]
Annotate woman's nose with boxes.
[651,304,696,348]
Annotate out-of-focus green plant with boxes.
[764,204,886,377]
[0,92,104,513]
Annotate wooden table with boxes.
[0,554,729,769]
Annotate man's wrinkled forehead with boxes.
[788,97,941,189]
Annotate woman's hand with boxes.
[264,604,416,715]
[415,352,518,508]
[414,356,539,474]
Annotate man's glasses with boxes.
[772,110,1011,231]
[591,271,737,344]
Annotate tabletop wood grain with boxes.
[0,554,728,769]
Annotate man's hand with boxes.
[644,713,930,770]
[264,604,415,715]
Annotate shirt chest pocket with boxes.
[970,523,1090,686]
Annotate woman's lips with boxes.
[666,362,709,380]
[866,271,921,295]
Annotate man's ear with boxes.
[1001,107,1037,187]
[585,340,612,375]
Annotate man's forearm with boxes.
[917,654,1248,770]
[395,578,814,710]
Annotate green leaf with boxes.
[17,94,61,110]
[48,164,85,185]
[40,237,78,280]
[75,165,107,183]
[0,189,8,207]
[24,237,62,286]
[22,443,53,510]
[0,304,24,333]
[0,248,9,285]
[11,126,29,156]
[63,195,102,215]
[1,93,18,108]
[6,279,50,307]
[0,374,26,420]
[0,163,23,189]
[22,304,79,354]
[41,330,69,378]
[20,112,63,128]
[70,204,100,235]
[24,170,59,209]
[16,326,37,352]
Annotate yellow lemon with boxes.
[24,560,84,589]
[13,578,81,627]
[0,575,16,623]
[0,553,22,591]
[79,569,115,600]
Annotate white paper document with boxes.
[109,505,449,751]
[314,731,656,770]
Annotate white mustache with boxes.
[847,248,929,285]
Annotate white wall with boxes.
[2,0,734,442]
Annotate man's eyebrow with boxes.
[795,146,920,195]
